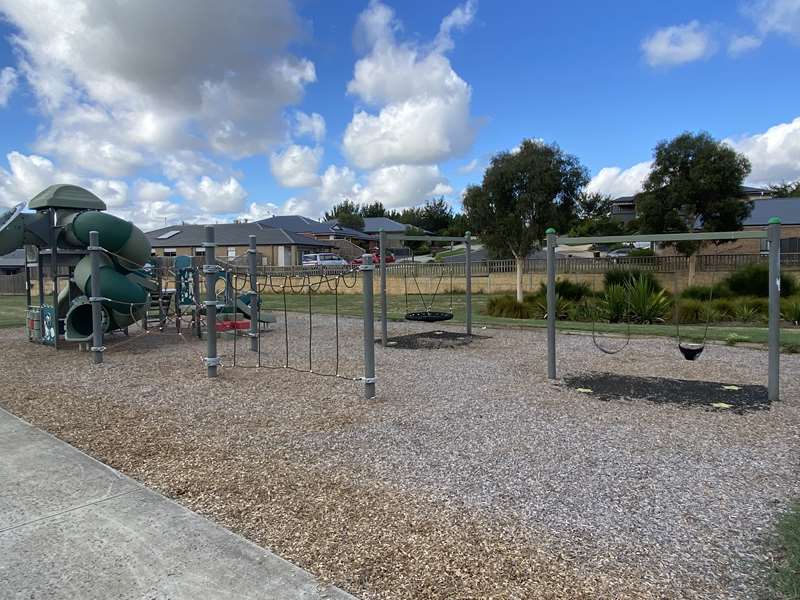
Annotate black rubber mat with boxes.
[377,330,485,350]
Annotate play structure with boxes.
[377,230,473,346]
[544,222,783,401]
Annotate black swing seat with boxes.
[405,310,454,323]
[679,343,705,361]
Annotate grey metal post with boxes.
[465,231,472,336]
[546,228,557,379]
[88,230,104,364]
[247,235,259,352]
[767,217,781,402]
[379,229,388,346]
[361,254,376,399]
[204,226,219,377]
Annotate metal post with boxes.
[379,229,388,346]
[49,208,58,350]
[465,231,472,336]
[88,230,104,364]
[204,226,219,377]
[360,254,376,399]
[546,228,557,379]
[767,217,781,402]
[247,235,259,352]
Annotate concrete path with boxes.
[0,407,356,600]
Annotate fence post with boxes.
[379,229,388,346]
[247,235,259,352]
[88,230,104,364]
[465,231,472,336]
[768,217,781,402]
[204,225,219,377]
[546,228,557,379]
[360,254,376,399]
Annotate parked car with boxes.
[351,251,395,265]
[302,253,349,266]
[606,248,632,258]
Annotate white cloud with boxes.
[728,34,763,55]
[354,164,450,208]
[0,67,18,107]
[269,144,322,188]
[725,116,800,185]
[745,0,800,41]
[293,111,326,143]
[342,1,476,169]
[587,161,652,197]
[238,201,279,222]
[641,21,715,67]
[458,158,480,174]
[86,178,128,208]
[0,0,316,176]
[176,175,247,213]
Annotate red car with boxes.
[351,251,395,265]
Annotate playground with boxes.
[2,311,799,599]
[1,184,799,599]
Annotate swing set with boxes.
[545,220,783,402]
[377,230,474,346]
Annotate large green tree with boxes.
[569,191,626,237]
[636,132,752,254]
[324,200,365,231]
[463,139,588,301]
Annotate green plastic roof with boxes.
[28,184,106,211]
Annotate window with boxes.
[227,247,237,258]
[163,248,177,257]
[156,230,181,240]
[760,238,800,254]
[194,247,205,256]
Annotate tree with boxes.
[359,201,387,218]
[324,200,364,231]
[419,197,453,234]
[568,191,625,237]
[463,139,588,301]
[636,132,752,255]
[769,180,800,197]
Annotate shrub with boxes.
[604,268,662,292]
[781,298,800,325]
[600,284,628,323]
[626,277,671,323]
[724,263,797,298]
[681,283,733,300]
[485,295,534,319]
[733,302,763,324]
[710,298,736,321]
[538,279,592,302]
[534,295,572,320]
[676,298,705,324]
[725,333,748,346]
[629,248,655,257]
[566,300,597,322]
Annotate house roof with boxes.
[0,248,25,267]
[611,196,636,206]
[145,222,334,248]
[743,198,800,226]
[258,215,373,240]
[360,217,410,233]
[740,185,772,196]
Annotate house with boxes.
[257,215,375,259]
[610,185,774,225]
[0,248,25,274]
[146,222,335,266]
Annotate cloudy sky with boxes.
[0,0,798,230]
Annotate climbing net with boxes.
[221,267,363,381]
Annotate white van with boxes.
[302,252,349,266]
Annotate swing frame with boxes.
[377,230,474,346]
[544,220,783,402]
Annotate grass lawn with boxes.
[774,503,800,599]
[0,295,28,328]
[5,292,798,348]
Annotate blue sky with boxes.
[0,0,798,230]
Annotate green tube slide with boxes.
[63,212,153,342]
